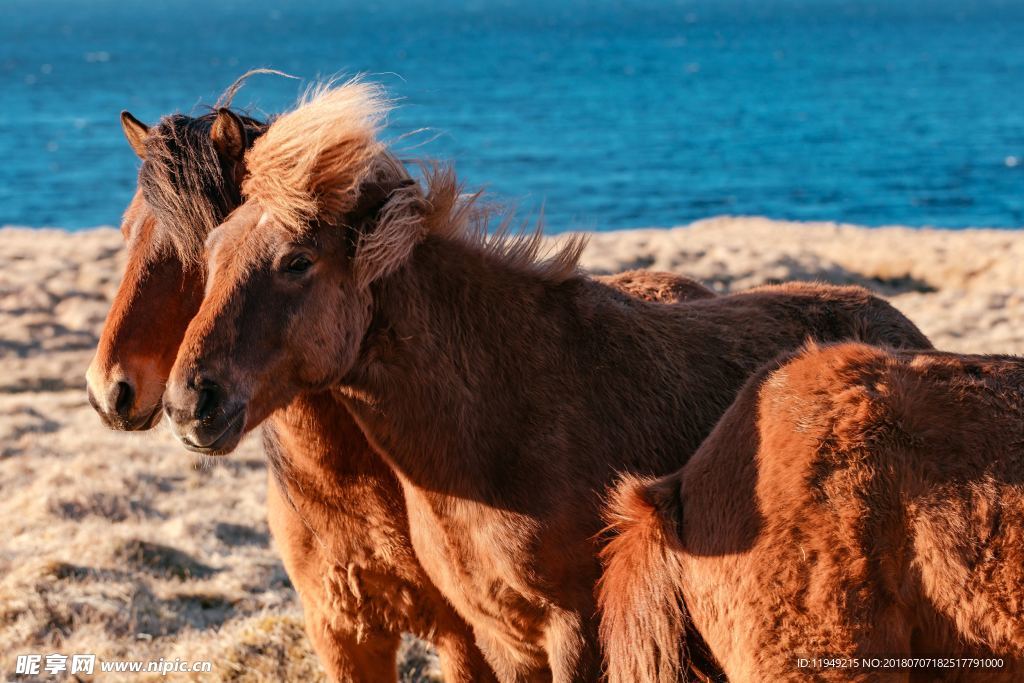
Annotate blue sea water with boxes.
[2,0,1023,231]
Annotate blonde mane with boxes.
[242,79,391,230]
[243,79,586,286]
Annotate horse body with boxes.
[601,343,1024,682]
[331,236,933,679]
[258,269,715,682]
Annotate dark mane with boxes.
[138,110,267,265]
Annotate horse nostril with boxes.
[112,381,135,419]
[194,382,221,422]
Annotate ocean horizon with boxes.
[3,0,1023,232]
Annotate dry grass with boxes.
[1,219,1021,680]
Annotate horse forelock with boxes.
[138,110,266,266]
[241,78,391,235]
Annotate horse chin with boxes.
[134,400,164,431]
[174,406,247,456]
[91,394,164,432]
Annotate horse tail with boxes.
[599,474,715,683]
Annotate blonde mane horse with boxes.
[88,78,717,682]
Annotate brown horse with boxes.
[85,88,716,681]
[600,342,1024,682]
[161,81,931,681]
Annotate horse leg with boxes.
[432,623,499,683]
[268,476,401,681]
[303,608,401,683]
[544,606,600,683]
[465,627,551,683]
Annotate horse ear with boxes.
[120,111,149,159]
[351,178,424,289]
[211,108,247,163]
[347,178,416,227]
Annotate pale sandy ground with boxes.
[1,218,1021,681]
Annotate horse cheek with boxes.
[331,286,373,380]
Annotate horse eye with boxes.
[284,254,313,274]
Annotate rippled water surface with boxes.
[2,0,1023,230]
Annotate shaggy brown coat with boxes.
[162,82,933,680]
[86,90,716,682]
[600,342,1024,682]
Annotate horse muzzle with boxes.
[163,376,248,455]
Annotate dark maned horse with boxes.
[84,103,260,430]
[600,342,1024,682]
[84,84,716,682]
[161,81,931,681]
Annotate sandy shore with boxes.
[1,218,1021,680]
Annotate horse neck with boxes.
[265,391,395,507]
[341,236,575,496]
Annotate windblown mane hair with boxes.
[138,112,263,264]
[242,79,391,230]
[242,79,586,286]
[419,164,586,284]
